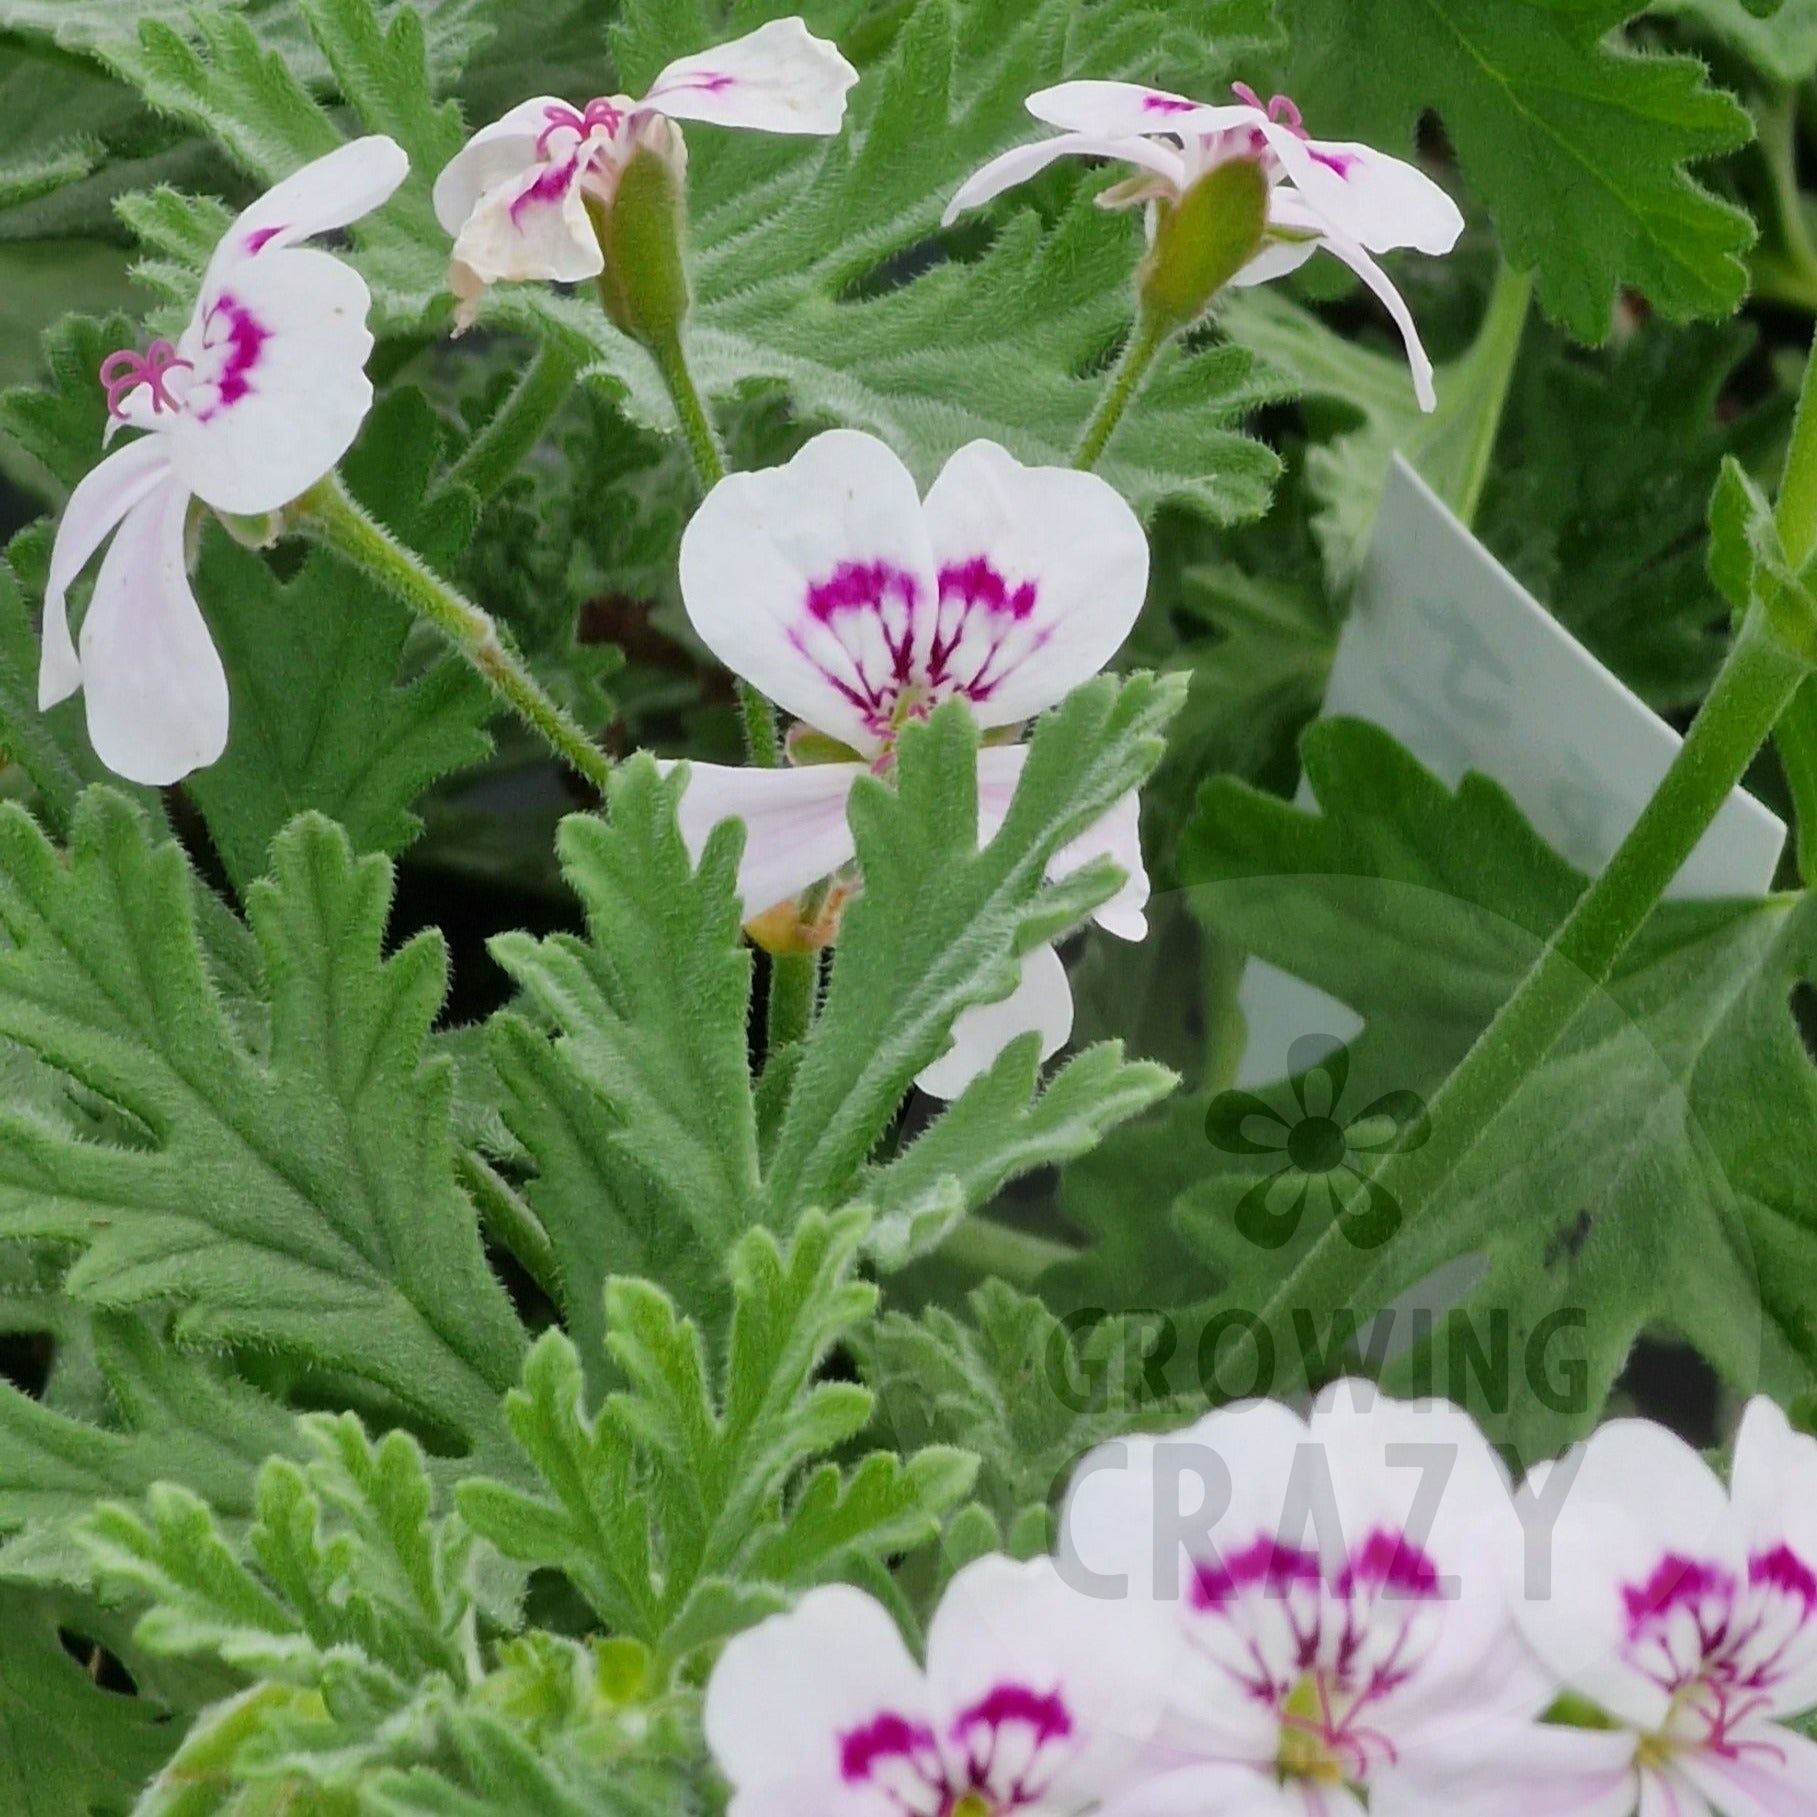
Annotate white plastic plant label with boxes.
[1234,455,1787,1087]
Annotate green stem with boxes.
[1073,312,1171,472]
[766,952,820,1052]
[458,1150,561,1304]
[645,327,784,769]
[443,340,581,502]
[1245,606,1813,1380]
[937,1215,1076,1289]
[1770,311,1817,884]
[1450,263,1533,531]
[649,328,727,489]
[294,476,612,795]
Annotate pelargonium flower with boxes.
[672,428,1152,1099]
[39,137,407,785]
[704,1555,1175,1814]
[946,81,1464,410]
[1507,1396,1817,1814]
[1060,1380,1620,1814]
[432,17,857,326]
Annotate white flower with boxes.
[704,1555,1175,1814]
[431,17,858,325]
[38,137,407,785]
[1060,1381,1620,1815]
[672,428,1152,1099]
[946,81,1465,411]
[1508,1395,1817,1814]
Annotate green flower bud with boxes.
[1136,155,1271,333]
[586,117,693,353]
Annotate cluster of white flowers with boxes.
[705,1384,1817,1815]
[38,19,1459,791]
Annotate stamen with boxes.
[99,340,191,419]
[534,97,625,159]
[1232,83,1309,138]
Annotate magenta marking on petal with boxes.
[509,153,583,222]
[1337,1528,1441,1600]
[1143,92,1199,115]
[1623,1554,1738,1637]
[807,559,922,623]
[951,1683,1073,1749]
[1309,146,1358,178]
[99,340,192,419]
[1751,1544,1817,1609]
[243,225,286,255]
[838,1710,939,1785]
[663,70,735,95]
[1191,1537,1322,1610]
[203,293,269,413]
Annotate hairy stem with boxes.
[1242,607,1811,1382]
[443,340,582,502]
[294,476,612,795]
[1074,312,1171,472]
[1772,327,1817,882]
[646,328,783,768]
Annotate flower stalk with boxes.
[1242,505,1817,1388]
[293,474,613,795]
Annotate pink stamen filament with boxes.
[535,97,626,158]
[1232,82,1308,135]
[99,340,191,419]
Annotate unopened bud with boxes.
[586,118,692,351]
[1137,156,1271,333]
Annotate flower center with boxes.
[98,339,192,419]
[1277,1675,1351,1785]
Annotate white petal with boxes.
[1513,1419,1742,1734]
[168,248,376,515]
[433,97,570,236]
[38,436,174,710]
[924,1555,1177,1807]
[944,132,1187,224]
[1305,216,1438,412]
[703,1583,930,1808]
[1641,1766,1716,1817]
[445,151,603,297]
[919,439,1149,727]
[1026,80,1257,141]
[1229,227,1321,288]
[670,758,862,918]
[1680,1723,1817,1817]
[78,475,228,786]
[205,136,409,288]
[915,939,1072,1100]
[678,429,937,753]
[1261,123,1462,256]
[1730,1398,1817,1715]
[976,749,1147,939]
[644,17,857,135]
[1373,1723,1638,1817]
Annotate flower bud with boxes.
[586,117,693,352]
[1136,155,1271,333]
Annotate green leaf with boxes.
[457,1212,973,1667]
[764,677,1186,1221]
[865,1280,1202,1545]
[0,1585,175,1815]
[183,388,494,894]
[1475,317,1786,712]
[858,1036,1178,1270]
[1178,718,1817,1459]
[0,1314,295,1588]
[487,760,761,1348]
[0,796,525,1460]
[1277,0,1756,340]
[1655,0,1817,83]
